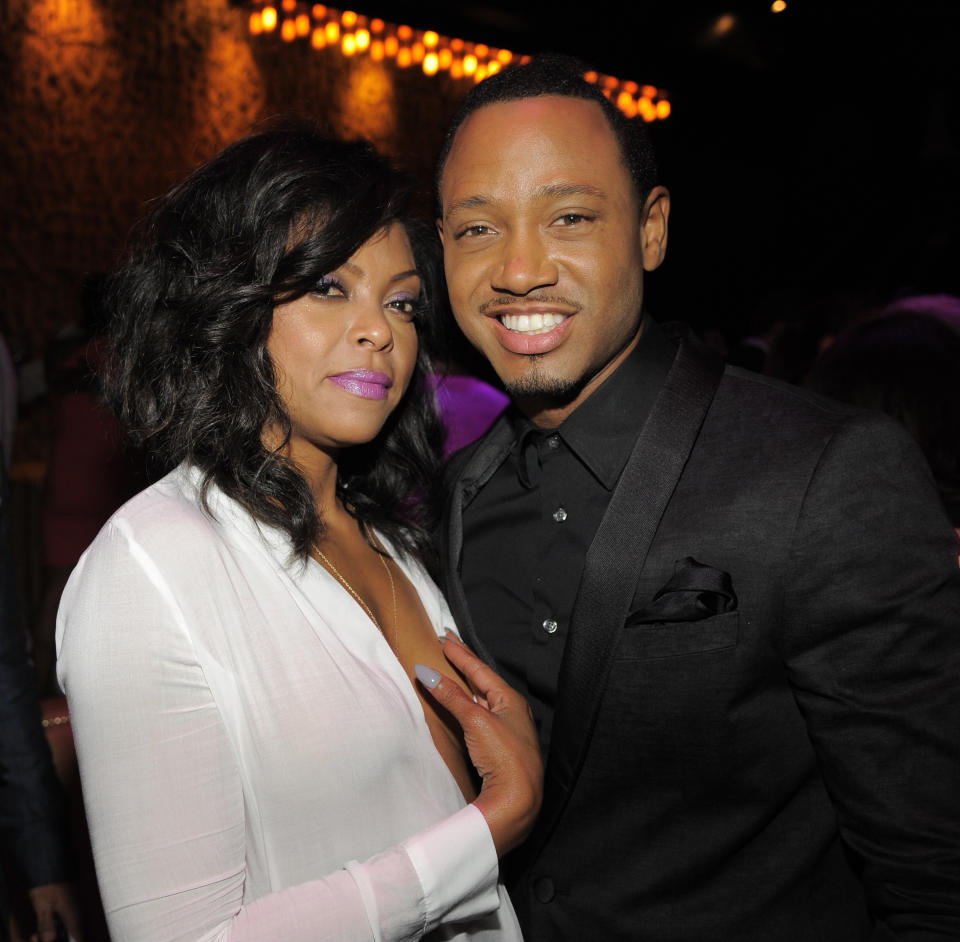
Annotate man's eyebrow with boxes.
[532,183,608,201]
[445,183,608,219]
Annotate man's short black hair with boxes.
[435,54,659,217]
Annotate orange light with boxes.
[423,52,439,75]
[397,24,413,40]
[519,55,532,64]
[623,79,638,94]
[642,85,657,99]
[475,43,489,58]
[638,97,656,122]
[311,26,326,47]
[450,58,463,78]
[296,13,310,36]
[771,0,787,10]
[355,28,370,49]
[497,48,513,64]
[312,4,327,18]
[370,39,384,59]
[249,11,263,34]
[463,54,477,75]
[617,90,634,111]
[281,0,295,11]
[281,18,296,41]
[450,37,464,52]
[411,41,424,62]
[583,70,598,83]
[397,47,412,67]
[603,75,618,90]
[475,65,488,82]
[341,33,356,55]
[486,60,501,75]
[261,6,278,30]
[384,34,398,56]
[325,20,339,42]
[438,47,453,69]
[370,18,385,32]
[656,99,671,119]
[342,9,358,27]
[423,30,439,47]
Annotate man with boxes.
[0,457,82,942]
[435,56,960,940]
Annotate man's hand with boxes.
[28,881,82,942]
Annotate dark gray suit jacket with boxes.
[439,330,960,940]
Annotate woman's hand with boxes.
[415,634,543,857]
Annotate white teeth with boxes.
[500,312,566,335]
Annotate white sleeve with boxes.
[56,521,501,942]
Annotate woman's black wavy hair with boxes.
[106,123,446,563]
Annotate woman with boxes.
[55,127,541,941]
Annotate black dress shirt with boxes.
[460,318,677,753]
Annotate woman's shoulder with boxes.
[82,464,240,570]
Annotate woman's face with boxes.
[266,223,421,463]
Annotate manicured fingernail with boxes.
[415,664,442,688]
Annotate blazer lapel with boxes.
[531,336,725,851]
[440,415,516,664]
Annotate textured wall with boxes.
[0,0,469,359]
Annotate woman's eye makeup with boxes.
[311,276,346,298]
[387,293,421,320]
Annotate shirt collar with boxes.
[509,315,678,489]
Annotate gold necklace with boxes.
[314,543,399,653]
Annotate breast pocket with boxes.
[615,611,740,660]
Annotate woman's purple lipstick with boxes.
[328,369,393,400]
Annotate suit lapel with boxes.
[441,415,515,664]
[530,336,725,851]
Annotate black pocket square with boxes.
[627,557,737,625]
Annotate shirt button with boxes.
[542,618,558,635]
[546,434,560,449]
[552,506,567,522]
[533,876,555,903]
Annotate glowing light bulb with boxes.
[497,49,512,64]
[438,48,453,69]
[261,6,278,30]
[384,35,398,57]
[281,18,296,41]
[342,10,358,27]
[397,47,412,67]
[355,28,370,50]
[475,43,488,58]
[282,0,295,11]
[325,20,339,42]
[312,5,327,19]
[463,54,477,75]
[311,27,326,47]
[656,99,671,119]
[423,52,439,75]
[296,13,310,36]
[423,30,439,47]
[397,24,413,40]
[342,33,356,55]
[370,18,385,33]
[771,0,787,10]
[370,39,384,59]
[249,11,263,34]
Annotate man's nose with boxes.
[491,228,559,296]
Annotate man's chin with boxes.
[504,369,585,406]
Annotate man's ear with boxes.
[640,186,670,272]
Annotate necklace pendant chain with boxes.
[314,541,399,654]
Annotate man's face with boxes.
[438,95,669,425]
